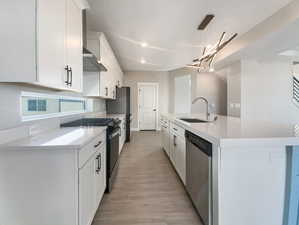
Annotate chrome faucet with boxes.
[192,97,210,120]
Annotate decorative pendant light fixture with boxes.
[187,14,238,73]
[187,32,238,73]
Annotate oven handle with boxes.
[109,128,120,139]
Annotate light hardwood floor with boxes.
[92,131,202,225]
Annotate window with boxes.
[21,92,88,120]
[28,99,47,112]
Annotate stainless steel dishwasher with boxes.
[185,131,212,225]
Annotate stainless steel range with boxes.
[61,118,121,193]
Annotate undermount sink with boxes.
[179,118,209,123]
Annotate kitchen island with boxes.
[161,113,299,225]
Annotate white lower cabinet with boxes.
[168,122,186,184]
[119,118,126,153]
[161,117,170,157]
[174,135,186,184]
[94,146,106,207]
[79,143,106,225]
[79,155,96,225]
[169,133,176,165]
[0,131,107,225]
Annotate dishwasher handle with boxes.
[185,131,212,156]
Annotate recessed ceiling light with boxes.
[141,42,148,48]
[141,59,146,64]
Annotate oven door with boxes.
[108,127,120,175]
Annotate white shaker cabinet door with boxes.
[79,155,95,225]
[161,126,165,150]
[175,136,186,184]
[165,127,170,157]
[169,133,176,165]
[66,0,83,92]
[37,0,66,89]
[94,145,106,209]
[99,34,110,98]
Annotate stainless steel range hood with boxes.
[82,10,107,72]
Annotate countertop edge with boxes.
[0,127,107,151]
[162,113,299,148]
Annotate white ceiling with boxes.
[87,0,292,72]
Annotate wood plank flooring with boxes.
[92,131,202,225]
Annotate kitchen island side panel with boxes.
[218,146,287,225]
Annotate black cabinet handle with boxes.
[94,141,102,148]
[65,65,70,85]
[96,153,101,174]
[105,87,108,96]
[173,135,177,146]
[69,67,73,87]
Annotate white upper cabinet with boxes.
[83,32,123,99]
[66,0,83,92]
[37,0,66,90]
[0,0,86,92]
[0,0,37,82]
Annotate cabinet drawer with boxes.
[79,132,106,169]
[170,122,185,137]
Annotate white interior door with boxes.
[138,83,158,130]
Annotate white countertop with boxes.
[0,114,126,151]
[162,113,299,147]
[0,127,107,151]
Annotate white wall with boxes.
[241,59,299,125]
[169,68,227,115]
[215,0,299,67]
[123,71,169,130]
[169,68,197,113]
[218,61,241,117]
[174,75,191,114]
[193,72,227,115]
[0,84,106,130]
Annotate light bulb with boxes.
[141,42,148,48]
